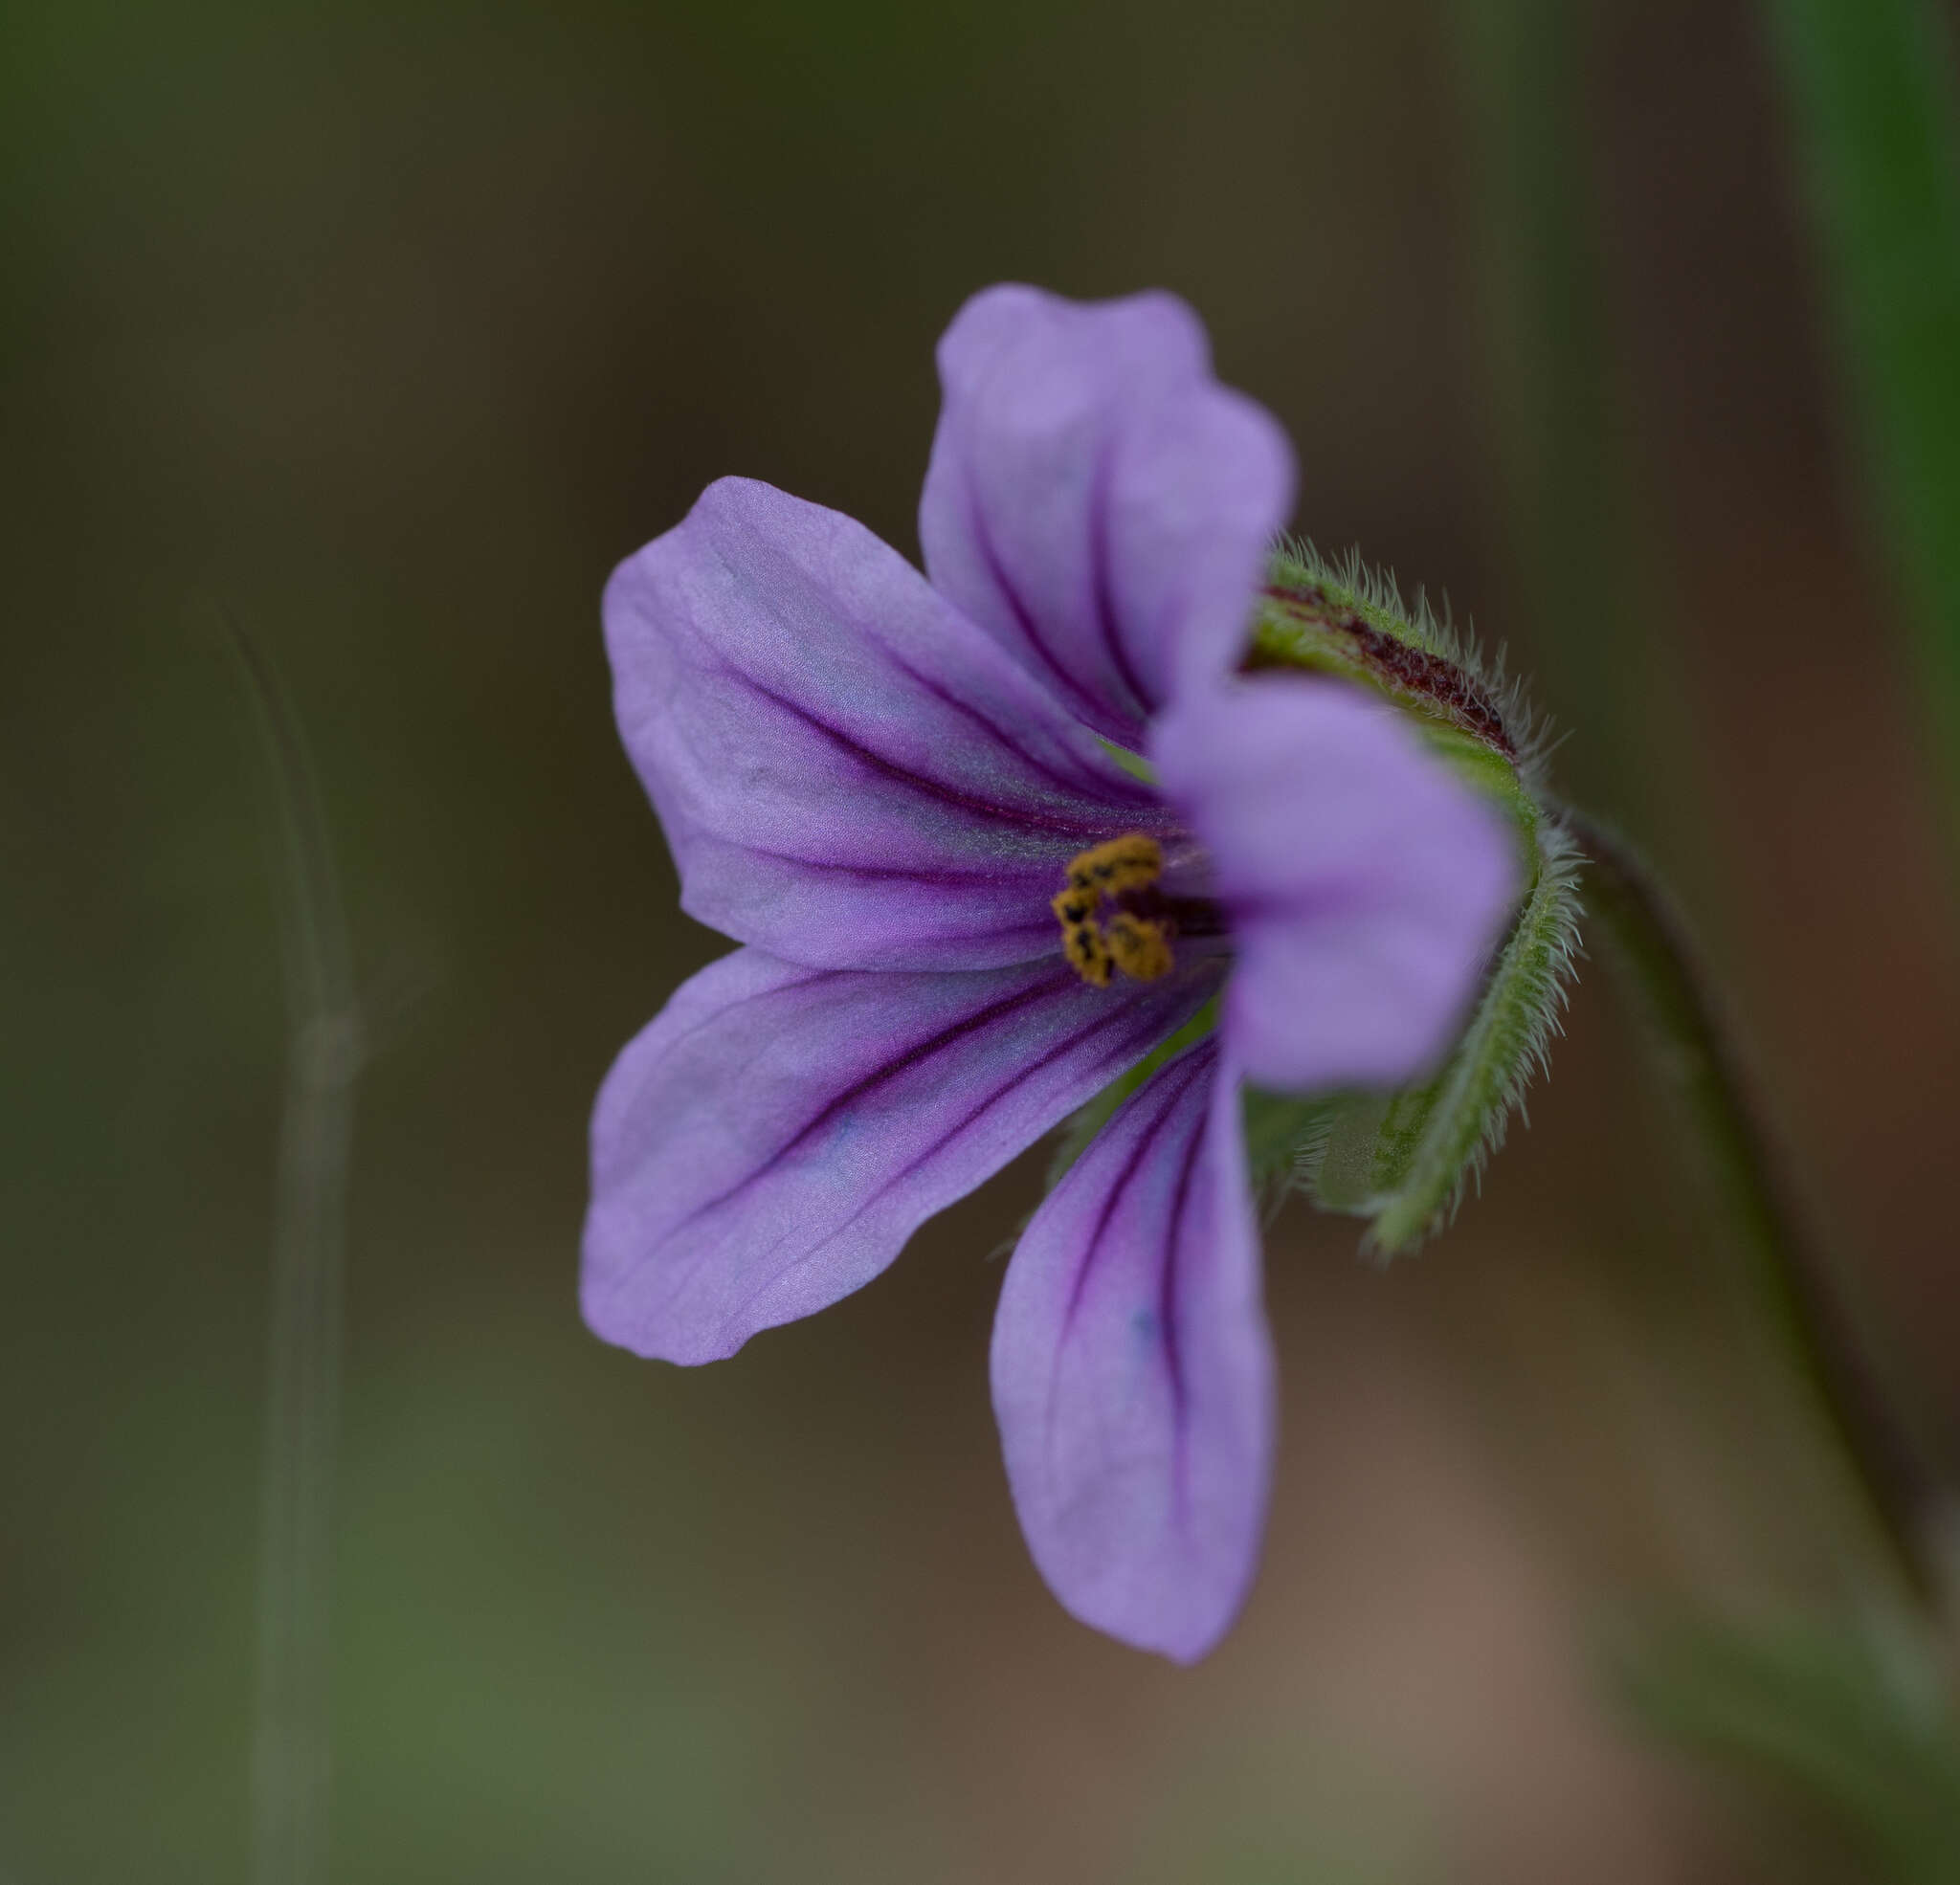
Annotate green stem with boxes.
[225,620,359,1885]
[1565,805,1944,1611]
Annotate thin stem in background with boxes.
[224,621,359,1885]
[1759,0,1960,854]
[1566,804,1948,1613]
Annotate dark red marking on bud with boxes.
[1255,582,1517,760]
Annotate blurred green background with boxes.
[6,0,1960,1879]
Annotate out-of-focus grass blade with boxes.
[1762,0,1960,842]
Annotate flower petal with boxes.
[991,1038,1273,1663]
[605,477,1169,971]
[583,946,1220,1365]
[1151,676,1522,1093]
[919,285,1296,745]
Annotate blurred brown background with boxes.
[5,0,1958,1878]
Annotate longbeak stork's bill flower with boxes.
[585,286,1521,1660]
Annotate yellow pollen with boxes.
[1063,832,1163,898]
[1103,911,1173,982]
[1053,833,1172,987]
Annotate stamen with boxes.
[1063,833,1163,898]
[1104,911,1173,982]
[1054,833,1172,987]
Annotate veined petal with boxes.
[991,1039,1273,1663]
[919,285,1295,745]
[583,947,1220,1366]
[605,477,1168,972]
[1151,676,1521,1093]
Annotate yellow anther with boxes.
[1103,912,1173,983]
[1058,909,1121,984]
[1054,833,1171,987]
[1063,833,1163,898]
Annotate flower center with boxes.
[1052,835,1176,987]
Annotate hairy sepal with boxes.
[1295,811,1581,1253]
[1253,541,1552,800]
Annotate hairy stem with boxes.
[1566,805,1944,1610]
[226,622,359,1885]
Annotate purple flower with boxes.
[585,286,1520,1661]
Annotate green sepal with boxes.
[1293,810,1582,1253]
[1253,541,1550,806]
[1240,1088,1341,1215]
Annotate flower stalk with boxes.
[1564,804,1947,1612]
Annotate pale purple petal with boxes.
[604,477,1169,972]
[919,285,1296,745]
[991,1038,1273,1663]
[583,946,1222,1365]
[1151,676,1522,1092]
